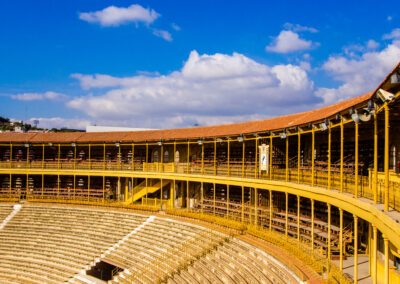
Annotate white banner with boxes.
[259,144,269,173]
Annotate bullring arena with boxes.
[0,62,400,283]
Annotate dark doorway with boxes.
[86,260,123,281]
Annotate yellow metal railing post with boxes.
[227,185,229,217]
[285,136,289,182]
[328,123,331,189]
[200,182,203,214]
[327,204,331,263]
[213,183,216,215]
[145,143,148,172]
[88,175,90,202]
[285,192,288,237]
[161,143,164,172]
[384,105,389,212]
[242,139,245,178]
[102,176,105,203]
[340,118,344,193]
[354,215,358,283]
[57,174,60,197]
[132,143,135,171]
[187,141,190,174]
[384,236,389,284]
[227,139,230,176]
[172,179,175,209]
[297,195,300,242]
[41,174,44,198]
[374,114,378,203]
[42,144,45,169]
[311,199,314,254]
[373,225,377,284]
[254,187,258,226]
[173,141,176,173]
[214,140,217,175]
[241,186,244,222]
[58,144,60,170]
[186,180,189,211]
[201,142,204,175]
[26,145,29,169]
[312,129,315,187]
[118,143,121,170]
[255,136,258,179]
[9,144,12,169]
[102,143,105,170]
[297,132,300,183]
[73,175,76,200]
[88,144,91,170]
[269,190,272,231]
[9,173,11,198]
[160,178,163,209]
[355,121,359,198]
[269,136,273,180]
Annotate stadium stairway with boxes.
[124,180,171,204]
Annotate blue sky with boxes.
[0,0,399,129]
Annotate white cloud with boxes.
[266,30,315,53]
[152,29,172,41]
[316,40,400,105]
[27,117,91,130]
[10,91,68,101]
[366,39,380,49]
[387,16,393,21]
[283,23,318,33]
[68,50,316,128]
[79,4,160,27]
[383,28,400,40]
[171,23,181,31]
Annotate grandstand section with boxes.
[0,62,400,283]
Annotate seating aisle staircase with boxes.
[124,180,171,205]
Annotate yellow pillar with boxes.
[214,140,217,175]
[340,119,344,193]
[186,180,189,211]
[312,129,315,187]
[285,192,288,237]
[311,199,314,254]
[328,123,331,189]
[384,236,389,284]
[102,143,105,170]
[132,143,134,171]
[227,139,230,176]
[201,143,204,175]
[354,215,358,283]
[145,143,148,172]
[42,144,45,169]
[160,178,163,209]
[340,208,343,271]
[213,183,216,215]
[242,140,245,178]
[187,141,190,174]
[118,144,121,170]
[57,144,61,170]
[227,185,230,217]
[200,182,203,214]
[160,144,163,172]
[269,190,272,231]
[171,179,175,209]
[327,204,331,262]
[384,105,389,212]
[373,226,377,284]
[254,188,258,226]
[286,136,289,182]
[297,195,300,242]
[241,186,244,222]
[374,114,378,203]
[87,175,90,201]
[298,132,301,184]
[9,144,12,169]
[102,176,105,203]
[41,174,44,198]
[255,136,258,178]
[88,144,91,170]
[270,136,273,180]
[173,141,176,173]
[26,146,29,169]
[355,121,359,198]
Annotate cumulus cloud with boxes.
[152,29,172,41]
[266,30,315,53]
[171,23,181,31]
[10,91,68,101]
[383,28,400,40]
[315,40,400,105]
[68,50,316,128]
[283,23,318,33]
[79,4,160,27]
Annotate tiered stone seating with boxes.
[0,205,13,223]
[0,205,149,283]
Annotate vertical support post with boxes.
[132,143,135,171]
[340,118,344,193]
[374,115,378,203]
[173,141,176,173]
[160,178,163,209]
[102,176,105,203]
[384,105,389,212]
[88,175,90,201]
[9,173,11,198]
[270,136,273,179]
[227,185,230,217]
[384,237,389,284]
[160,143,164,172]
[58,144,61,170]
[102,144,105,170]
[200,182,203,214]
[42,144,45,169]
[298,132,301,183]
[9,144,12,169]
[73,175,76,200]
[26,145,29,169]
[118,143,121,171]
[201,142,204,175]
[187,141,190,174]
[172,179,175,209]
[227,139,230,176]
[213,183,216,215]
[285,192,288,237]
[214,140,217,175]
[145,178,148,203]
[57,174,60,197]
[373,226,377,284]
[285,136,289,182]
[354,215,358,283]
[88,144,91,170]
[242,139,245,178]
[269,190,272,231]
[241,186,244,222]
[186,180,189,211]
[355,121,359,198]
[328,123,332,189]
[327,204,331,262]
[254,187,258,226]
[255,136,258,178]
[297,195,300,241]
[145,143,148,172]
[41,174,44,198]
[311,199,314,254]
[312,129,315,187]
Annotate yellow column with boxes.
[160,178,163,209]
[339,208,343,272]
[9,144,12,169]
[327,204,331,262]
[254,187,258,226]
[298,132,301,183]
[9,173,11,197]
[384,236,389,284]
[354,215,358,283]
[214,140,217,175]
[374,114,378,203]
[58,144,61,170]
[42,144,45,169]
[328,123,332,189]
[200,182,203,214]
[102,176,105,203]
[340,119,344,193]
[172,179,175,209]
[297,195,300,242]
[311,199,314,254]
[145,143,148,172]
[285,192,288,237]
[312,129,315,187]
[242,140,245,178]
[227,139,230,176]
[88,175,90,201]
[160,144,164,172]
[132,143,134,171]
[57,174,60,197]
[373,226,377,284]
[269,190,272,231]
[384,105,389,212]
[241,186,244,222]
[286,136,289,182]
[73,175,76,200]
[173,141,176,173]
[201,143,204,175]
[213,183,216,215]
[187,141,190,174]
[118,144,121,170]
[255,136,258,178]
[102,143,105,170]
[186,180,189,211]
[88,144,91,170]
[41,174,44,198]
[26,146,29,169]
[355,121,359,198]
[270,136,273,179]
[227,185,230,217]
